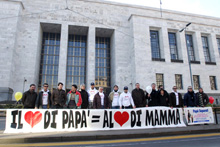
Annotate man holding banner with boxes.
[169,86,183,108]
[109,85,121,109]
[132,83,146,108]
[22,84,38,109]
[51,82,67,109]
[184,86,198,107]
[88,82,98,109]
[93,87,110,109]
[196,88,209,107]
[119,86,136,109]
[35,83,52,109]
[66,84,82,109]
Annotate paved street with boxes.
[0,133,220,147]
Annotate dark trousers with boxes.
[122,105,131,109]
[53,104,63,109]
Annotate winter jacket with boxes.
[22,90,38,108]
[93,92,110,109]
[196,92,209,107]
[132,88,146,107]
[119,92,135,107]
[51,89,67,107]
[158,94,169,106]
[147,89,159,106]
[66,90,82,109]
[169,92,183,107]
[35,89,52,108]
[80,90,89,109]
[108,90,121,107]
[88,88,98,102]
[184,91,198,107]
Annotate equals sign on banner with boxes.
[92,115,100,123]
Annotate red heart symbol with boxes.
[24,111,42,128]
[114,111,129,127]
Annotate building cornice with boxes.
[77,0,220,21]
[1,0,24,9]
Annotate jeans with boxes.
[89,102,93,109]
[42,105,47,109]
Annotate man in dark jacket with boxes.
[22,84,38,109]
[93,87,109,109]
[51,82,67,109]
[35,83,52,109]
[169,86,183,108]
[158,85,169,101]
[132,83,146,108]
[184,86,198,107]
[196,88,209,107]
[146,83,159,106]
[158,89,169,106]
[80,84,89,109]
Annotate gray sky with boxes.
[104,0,220,18]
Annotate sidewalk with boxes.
[0,124,220,144]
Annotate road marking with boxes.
[1,133,220,147]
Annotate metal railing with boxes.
[213,107,220,124]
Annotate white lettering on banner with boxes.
[4,107,186,133]
[184,107,214,125]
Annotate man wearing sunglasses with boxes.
[35,83,52,109]
[169,86,183,109]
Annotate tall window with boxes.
[95,37,111,94]
[156,74,164,88]
[66,35,87,91]
[217,38,220,56]
[186,35,195,61]
[38,32,60,91]
[202,36,211,62]
[210,76,217,90]
[150,31,161,59]
[168,33,178,60]
[175,74,183,89]
[193,75,200,90]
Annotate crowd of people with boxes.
[21,82,210,109]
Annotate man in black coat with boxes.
[158,85,169,100]
[22,84,38,109]
[158,89,169,106]
[146,83,159,106]
[80,84,89,109]
[35,83,52,109]
[51,82,67,109]
[132,83,146,108]
[184,86,198,107]
[169,86,183,108]
[196,88,209,107]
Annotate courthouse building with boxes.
[0,0,220,101]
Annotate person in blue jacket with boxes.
[184,86,198,107]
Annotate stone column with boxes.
[194,31,204,64]
[209,33,219,63]
[58,24,68,89]
[160,27,170,62]
[86,26,96,90]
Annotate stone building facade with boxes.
[0,0,220,102]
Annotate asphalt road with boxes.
[1,133,220,147]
